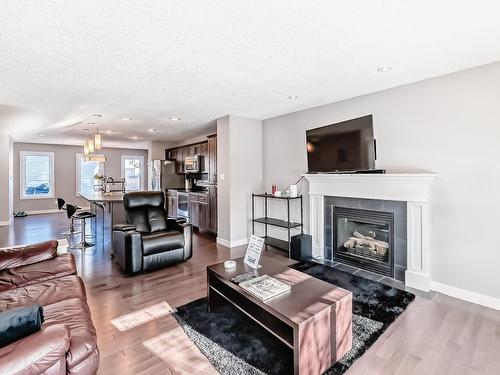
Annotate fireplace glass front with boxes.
[333,207,394,277]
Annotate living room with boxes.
[1,2,500,375]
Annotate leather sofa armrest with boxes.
[113,229,143,273]
[182,222,193,260]
[168,221,193,261]
[0,240,58,271]
[0,325,70,375]
[166,218,187,232]
[113,223,137,231]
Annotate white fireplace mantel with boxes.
[303,173,437,292]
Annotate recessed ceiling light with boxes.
[288,95,299,100]
[169,117,181,121]
[105,130,113,134]
[122,117,132,121]
[377,66,392,72]
[38,133,45,137]
[148,128,157,132]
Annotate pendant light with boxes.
[94,128,102,150]
[82,114,103,156]
[87,138,95,153]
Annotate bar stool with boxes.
[67,204,96,249]
[57,198,82,235]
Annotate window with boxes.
[76,154,104,194]
[121,155,144,191]
[20,151,55,199]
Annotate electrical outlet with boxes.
[220,173,225,181]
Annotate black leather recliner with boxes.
[113,191,192,273]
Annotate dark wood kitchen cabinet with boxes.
[165,135,215,178]
[189,192,209,230]
[175,148,185,173]
[164,134,217,234]
[208,135,217,184]
[208,185,217,233]
[166,149,177,160]
[200,142,209,173]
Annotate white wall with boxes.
[0,134,14,225]
[229,116,263,243]
[217,116,231,242]
[169,132,217,148]
[263,61,500,301]
[148,141,173,161]
[217,115,262,246]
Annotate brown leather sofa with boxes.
[0,240,99,375]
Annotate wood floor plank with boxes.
[2,213,500,375]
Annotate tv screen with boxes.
[306,115,375,173]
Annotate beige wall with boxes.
[148,141,172,161]
[216,116,231,241]
[169,132,216,148]
[217,115,262,245]
[13,142,148,212]
[0,134,14,225]
[262,61,500,301]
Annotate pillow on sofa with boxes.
[0,304,44,348]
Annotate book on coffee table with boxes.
[239,275,291,301]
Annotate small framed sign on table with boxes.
[244,235,265,269]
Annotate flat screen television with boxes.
[306,115,376,173]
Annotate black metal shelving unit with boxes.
[251,193,303,257]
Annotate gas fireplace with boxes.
[334,207,393,277]
[324,196,407,281]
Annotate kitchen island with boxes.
[78,191,126,253]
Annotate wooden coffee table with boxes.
[207,257,352,375]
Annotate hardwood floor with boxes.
[1,213,500,374]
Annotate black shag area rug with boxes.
[174,262,415,375]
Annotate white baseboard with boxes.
[216,237,249,248]
[216,237,230,247]
[431,281,500,311]
[405,270,431,292]
[25,209,63,215]
[24,207,90,215]
[0,217,14,226]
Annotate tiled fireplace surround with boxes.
[304,173,436,292]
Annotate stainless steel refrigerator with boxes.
[150,160,184,191]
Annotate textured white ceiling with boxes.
[1,0,500,148]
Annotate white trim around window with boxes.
[121,155,145,191]
[19,151,55,200]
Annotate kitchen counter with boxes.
[78,191,125,202]
[166,188,208,193]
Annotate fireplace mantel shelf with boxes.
[302,173,437,183]
[303,173,437,203]
[303,172,438,292]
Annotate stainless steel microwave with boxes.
[184,155,200,173]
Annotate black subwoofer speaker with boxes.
[290,234,312,261]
